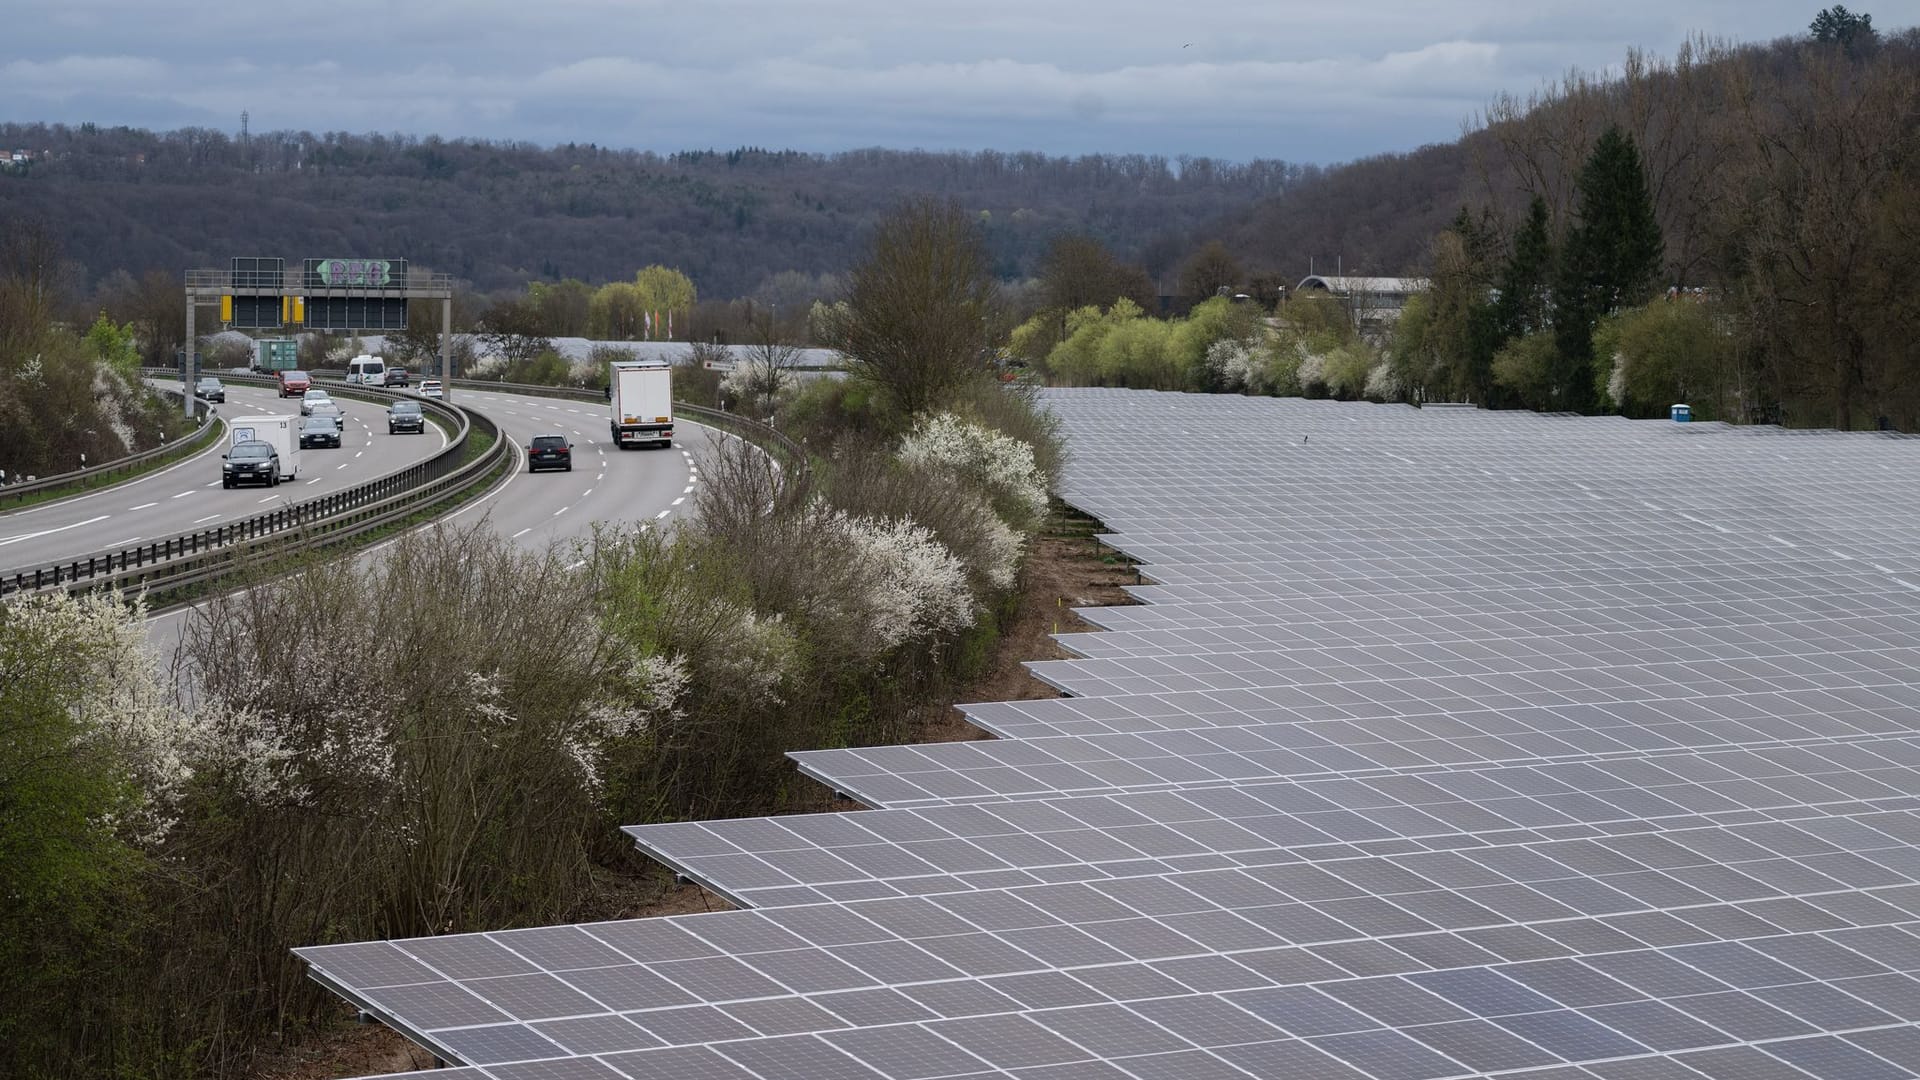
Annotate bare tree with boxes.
[1718,45,1919,429]
[826,196,995,421]
[732,311,804,418]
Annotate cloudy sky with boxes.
[2,1,1829,163]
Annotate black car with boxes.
[300,415,342,449]
[384,368,410,387]
[527,434,573,472]
[195,377,226,403]
[387,400,426,434]
[222,440,280,488]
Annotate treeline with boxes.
[0,123,1305,299]
[1031,15,1920,430]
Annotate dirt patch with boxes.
[915,514,1138,743]
[259,508,1125,1078]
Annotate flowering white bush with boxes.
[1606,353,1627,408]
[1364,361,1402,402]
[898,413,1050,526]
[1205,338,1259,392]
[1296,350,1328,393]
[1,590,197,842]
[807,507,975,651]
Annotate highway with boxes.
[0,379,449,573]
[143,384,718,665]
[433,386,713,555]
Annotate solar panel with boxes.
[299,391,1920,1078]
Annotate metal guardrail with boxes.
[0,387,217,508]
[1,374,507,600]
[445,376,810,477]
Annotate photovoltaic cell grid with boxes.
[301,390,1920,1078]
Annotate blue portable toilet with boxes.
[1671,404,1692,423]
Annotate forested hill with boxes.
[0,126,1318,296]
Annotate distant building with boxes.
[1292,275,1428,327]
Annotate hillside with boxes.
[0,130,1309,297]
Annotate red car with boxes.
[278,370,312,397]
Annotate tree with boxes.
[1495,196,1555,340]
[1553,126,1664,411]
[478,296,552,368]
[0,217,65,357]
[1810,6,1877,55]
[1039,234,1155,313]
[729,310,805,417]
[826,197,996,422]
[1177,240,1243,302]
[527,278,593,336]
[632,265,698,333]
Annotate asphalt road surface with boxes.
[0,380,449,575]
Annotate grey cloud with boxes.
[0,1,1842,161]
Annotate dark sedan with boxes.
[299,415,342,449]
[387,400,426,434]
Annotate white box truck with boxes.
[609,359,674,449]
[226,415,300,483]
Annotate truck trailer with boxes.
[252,338,298,373]
[609,359,674,449]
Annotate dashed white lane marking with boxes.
[581,488,594,497]
[129,501,158,511]
[682,486,694,494]
[655,509,670,519]
[305,478,321,485]
[335,463,349,470]
[193,513,221,524]
[171,490,195,499]
[109,536,141,547]
[671,497,685,506]
[564,559,586,570]
[0,514,112,546]
[355,451,364,458]
[596,472,605,481]
[511,527,531,539]
[552,505,571,516]
[257,495,278,503]
[204,481,220,488]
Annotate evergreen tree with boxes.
[1810,6,1877,55]
[1495,196,1554,340]
[1553,127,1664,412]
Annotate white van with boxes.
[346,355,387,386]
[225,415,300,482]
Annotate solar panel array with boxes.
[302,390,1920,1079]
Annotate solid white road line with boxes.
[0,514,112,546]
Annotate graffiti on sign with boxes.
[314,259,393,287]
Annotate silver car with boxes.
[300,389,334,416]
